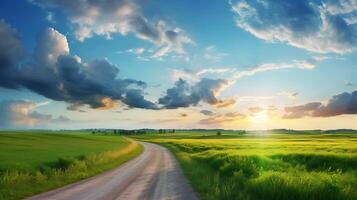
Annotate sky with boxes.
[0,0,356,130]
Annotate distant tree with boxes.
[217,131,221,136]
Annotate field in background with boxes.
[134,131,357,200]
[0,131,142,200]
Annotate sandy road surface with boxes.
[27,142,198,200]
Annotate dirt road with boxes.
[27,142,198,200]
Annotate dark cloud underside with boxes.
[284,90,357,118]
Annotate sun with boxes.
[250,111,269,123]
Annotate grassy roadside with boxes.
[133,133,357,200]
[0,132,143,200]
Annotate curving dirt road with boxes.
[27,142,198,200]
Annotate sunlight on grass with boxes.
[134,132,357,200]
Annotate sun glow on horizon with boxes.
[250,111,269,124]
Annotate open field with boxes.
[133,131,357,200]
[0,131,142,200]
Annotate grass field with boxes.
[0,131,142,200]
[133,131,357,200]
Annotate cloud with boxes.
[231,0,357,54]
[224,112,246,118]
[0,100,70,128]
[127,47,145,55]
[199,109,248,125]
[31,0,192,57]
[237,95,276,102]
[200,111,246,125]
[196,68,233,76]
[248,106,277,116]
[159,78,234,109]
[278,91,299,100]
[171,68,233,83]
[171,69,199,83]
[179,113,188,117]
[214,99,236,108]
[52,115,71,123]
[345,81,354,87]
[172,60,314,86]
[21,28,153,109]
[97,97,120,110]
[323,0,357,15]
[0,23,156,110]
[46,12,55,23]
[200,110,214,116]
[122,89,158,110]
[283,90,357,118]
[34,27,69,66]
[124,47,153,62]
[233,61,315,79]
[249,106,264,114]
[203,45,228,62]
[0,20,23,89]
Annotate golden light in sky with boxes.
[250,111,269,124]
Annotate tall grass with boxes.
[134,132,357,200]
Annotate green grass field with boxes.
[133,131,357,200]
[0,131,142,200]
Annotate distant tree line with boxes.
[90,129,176,135]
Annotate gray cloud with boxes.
[345,81,354,87]
[0,20,23,88]
[199,110,247,123]
[179,113,188,117]
[52,115,71,123]
[231,0,357,54]
[0,22,156,110]
[199,112,246,125]
[283,90,357,118]
[200,110,214,116]
[31,0,192,57]
[0,21,231,111]
[0,100,70,128]
[159,78,234,109]
[122,89,158,110]
[20,28,154,110]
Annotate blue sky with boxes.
[0,0,356,130]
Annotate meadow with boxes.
[0,131,142,200]
[133,131,357,200]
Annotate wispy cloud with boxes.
[278,91,299,100]
[46,12,55,23]
[345,81,354,87]
[171,68,233,83]
[203,45,228,62]
[127,47,145,55]
[237,95,276,102]
[233,61,315,79]
[199,111,246,125]
[172,60,315,86]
